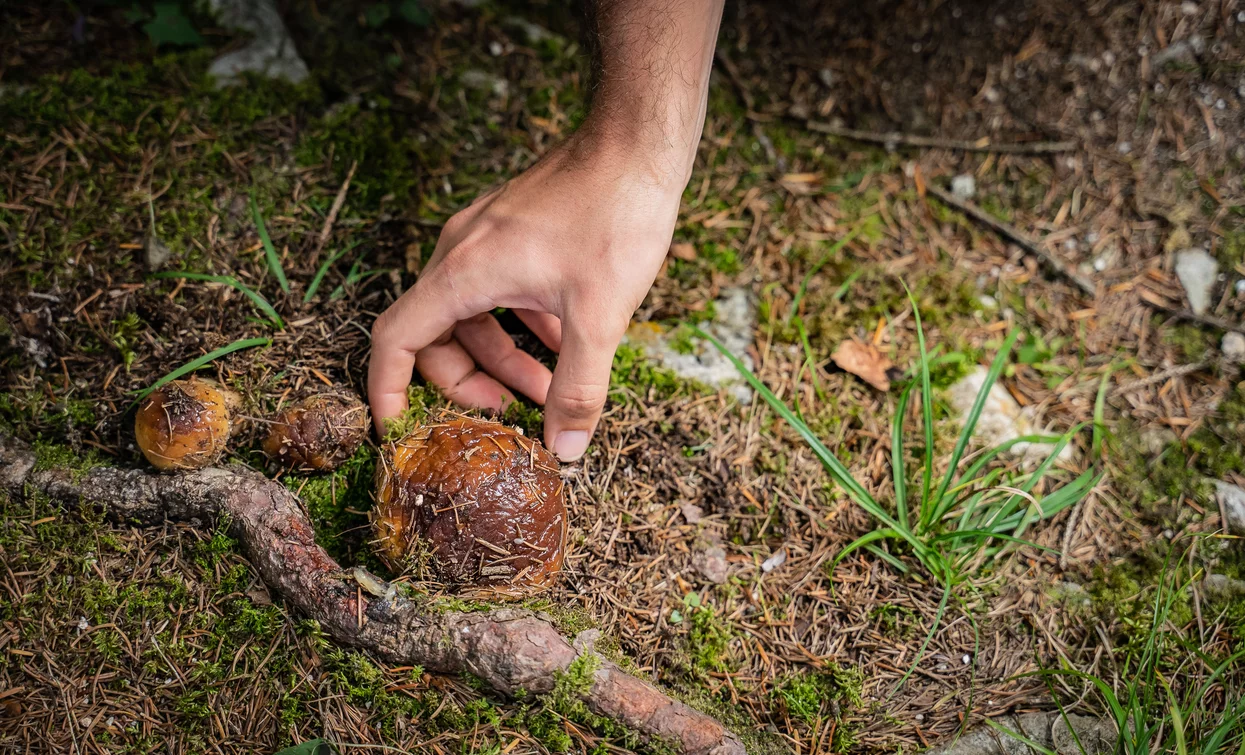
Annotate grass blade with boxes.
[130,337,270,404]
[252,195,289,294]
[1092,366,1114,459]
[890,573,952,696]
[789,227,860,321]
[905,285,936,533]
[794,317,827,404]
[696,326,936,560]
[929,330,1022,520]
[892,384,913,530]
[304,241,361,303]
[152,271,283,328]
[983,720,1058,755]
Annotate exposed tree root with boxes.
[0,434,745,755]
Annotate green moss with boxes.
[31,440,105,482]
[610,343,700,402]
[771,664,863,727]
[687,605,734,675]
[1219,227,1245,269]
[294,97,420,209]
[283,444,378,565]
[1163,323,1216,363]
[870,603,918,639]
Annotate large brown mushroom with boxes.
[262,393,369,472]
[134,377,242,471]
[373,414,566,596]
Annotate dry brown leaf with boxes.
[831,340,894,391]
[669,242,697,261]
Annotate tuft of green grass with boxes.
[999,546,1245,755]
[304,241,362,302]
[700,294,1099,692]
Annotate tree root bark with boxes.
[0,434,745,755]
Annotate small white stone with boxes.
[1235,279,1245,295]
[950,174,976,200]
[961,654,971,665]
[77,616,89,631]
[1216,99,1226,110]
[1181,1,1199,14]
[1175,248,1220,315]
[1093,256,1108,272]
[1117,141,1132,154]
[488,41,504,56]
[1222,331,1245,364]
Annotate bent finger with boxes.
[543,320,622,462]
[454,314,552,404]
[416,337,513,411]
[515,309,563,353]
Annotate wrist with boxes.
[577,113,699,197]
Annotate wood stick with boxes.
[805,120,1078,154]
[317,160,358,250]
[0,434,744,755]
[924,184,1097,296]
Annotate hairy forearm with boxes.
[584,0,725,187]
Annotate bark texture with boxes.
[0,434,745,755]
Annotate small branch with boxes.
[1111,360,1211,398]
[0,434,744,755]
[1144,301,1243,334]
[805,120,1078,154]
[925,184,1097,296]
[317,160,358,250]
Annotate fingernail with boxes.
[554,431,589,462]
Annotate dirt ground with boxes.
[2,0,1245,753]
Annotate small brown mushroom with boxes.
[262,393,369,472]
[373,414,566,596]
[134,377,241,471]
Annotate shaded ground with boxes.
[2,0,1245,753]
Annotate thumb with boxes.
[543,320,621,462]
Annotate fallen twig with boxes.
[0,434,744,755]
[317,160,358,250]
[1144,300,1243,333]
[924,184,1097,296]
[1111,360,1211,398]
[805,120,1078,154]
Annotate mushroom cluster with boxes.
[372,414,566,595]
[135,381,367,474]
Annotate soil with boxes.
[2,0,1244,753]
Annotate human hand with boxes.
[368,128,687,461]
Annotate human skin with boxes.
[368,0,725,461]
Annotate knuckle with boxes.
[552,382,607,419]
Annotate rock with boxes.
[1139,426,1177,457]
[503,16,557,45]
[681,503,704,524]
[460,69,509,97]
[1214,480,1245,534]
[1152,36,1205,67]
[760,549,787,573]
[623,288,756,404]
[1202,573,1245,600]
[206,0,309,87]
[923,711,1115,755]
[143,232,172,271]
[951,174,976,200]
[694,546,729,584]
[1174,248,1218,315]
[1222,331,1245,364]
[946,367,1073,463]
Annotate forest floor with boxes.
[3,0,1245,753]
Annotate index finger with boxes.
[367,270,477,434]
